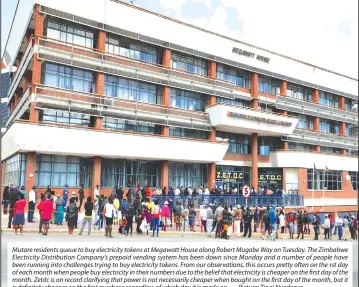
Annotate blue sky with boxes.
[1,0,358,78]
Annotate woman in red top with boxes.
[13,193,26,234]
[40,193,54,235]
[287,212,296,239]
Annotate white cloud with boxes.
[157,0,358,78]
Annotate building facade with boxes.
[1,61,10,134]
[1,0,358,216]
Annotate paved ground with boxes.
[1,231,358,287]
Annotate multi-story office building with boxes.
[1,61,10,134]
[1,0,358,216]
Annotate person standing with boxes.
[70,191,79,228]
[54,194,65,225]
[188,203,196,232]
[336,215,343,240]
[279,210,285,234]
[199,205,207,233]
[296,210,304,239]
[2,186,10,215]
[173,201,183,232]
[323,214,330,240]
[63,184,69,207]
[8,187,21,228]
[214,203,224,238]
[103,197,116,238]
[66,197,78,235]
[151,200,161,237]
[329,213,335,239]
[268,206,277,241]
[28,186,36,223]
[243,207,253,238]
[206,204,214,237]
[126,204,136,236]
[343,216,350,241]
[312,213,320,240]
[261,207,270,240]
[161,201,171,232]
[233,207,241,237]
[253,207,259,233]
[40,193,54,236]
[12,193,26,235]
[79,196,93,236]
[78,184,85,211]
[287,211,296,239]
[94,185,100,199]
[221,206,232,240]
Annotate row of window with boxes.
[6,154,356,191]
[43,17,356,104]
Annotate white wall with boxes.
[285,168,298,186]
[1,122,228,163]
[304,198,357,207]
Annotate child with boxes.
[119,213,127,235]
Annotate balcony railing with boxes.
[276,95,358,125]
[37,36,243,100]
[152,194,304,208]
[8,36,34,101]
[34,84,212,131]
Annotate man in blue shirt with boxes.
[63,184,69,207]
[268,205,277,241]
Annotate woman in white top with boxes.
[323,214,330,240]
[103,198,116,238]
[279,210,285,234]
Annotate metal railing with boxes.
[8,36,34,102]
[152,194,304,209]
[34,84,212,131]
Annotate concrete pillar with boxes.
[208,128,216,142]
[338,96,345,110]
[280,80,287,97]
[251,133,258,190]
[208,163,216,189]
[281,141,288,150]
[314,146,320,153]
[162,86,170,107]
[340,149,347,156]
[339,122,346,136]
[161,126,169,137]
[208,95,216,106]
[25,152,36,193]
[312,89,319,104]
[250,73,258,109]
[313,117,320,132]
[208,61,216,79]
[92,157,102,192]
[163,49,171,68]
[160,161,169,189]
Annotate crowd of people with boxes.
[2,184,358,241]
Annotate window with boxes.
[216,166,252,190]
[348,172,358,191]
[216,64,251,88]
[217,131,251,154]
[39,109,91,127]
[101,159,160,188]
[216,97,250,107]
[288,143,314,151]
[104,118,161,134]
[104,75,162,104]
[46,18,94,48]
[296,114,313,130]
[170,88,206,111]
[42,63,95,93]
[287,84,312,101]
[346,124,358,137]
[320,119,340,134]
[171,53,208,76]
[258,76,280,95]
[169,162,207,188]
[4,154,26,187]
[258,137,281,156]
[319,91,339,108]
[170,127,208,139]
[307,169,342,190]
[35,155,92,187]
[106,36,158,63]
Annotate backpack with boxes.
[174,205,182,216]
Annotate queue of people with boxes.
[2,183,358,241]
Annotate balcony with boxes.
[32,85,211,131]
[8,36,34,101]
[276,95,358,125]
[36,37,250,102]
[284,129,358,150]
[1,122,228,162]
[206,103,298,136]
